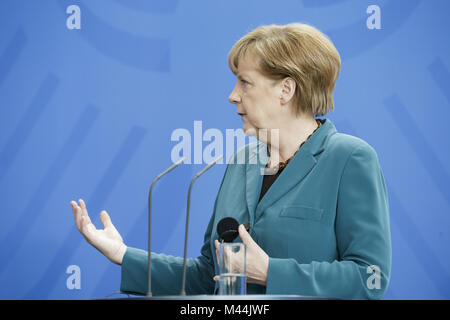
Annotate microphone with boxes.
[217,217,251,243]
[146,157,186,297]
[180,155,223,296]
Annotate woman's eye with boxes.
[240,79,249,85]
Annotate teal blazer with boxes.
[120,119,391,299]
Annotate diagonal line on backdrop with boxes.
[0,105,100,276]
[326,0,422,60]
[389,189,450,298]
[0,28,27,87]
[0,74,59,181]
[59,0,170,72]
[428,57,450,105]
[384,94,450,207]
[23,126,146,299]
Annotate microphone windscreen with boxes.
[217,217,239,243]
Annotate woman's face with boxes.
[228,53,283,137]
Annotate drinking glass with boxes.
[218,242,246,295]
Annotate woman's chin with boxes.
[243,126,257,137]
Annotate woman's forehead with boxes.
[236,53,261,77]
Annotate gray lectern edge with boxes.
[100,294,335,300]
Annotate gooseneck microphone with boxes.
[180,155,223,296]
[146,157,186,297]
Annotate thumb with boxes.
[100,210,112,229]
[238,224,255,246]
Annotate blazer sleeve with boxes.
[265,144,392,299]
[119,213,217,296]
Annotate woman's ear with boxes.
[279,77,296,105]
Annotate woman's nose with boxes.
[228,85,240,104]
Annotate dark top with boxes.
[258,169,283,202]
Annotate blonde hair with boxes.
[228,23,341,117]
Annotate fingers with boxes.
[79,198,87,212]
[71,201,82,230]
[214,240,220,263]
[79,215,93,241]
[71,199,95,237]
[79,215,88,234]
[78,199,92,224]
[214,240,231,266]
[238,224,255,246]
[100,210,112,229]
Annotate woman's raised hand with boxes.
[71,199,127,265]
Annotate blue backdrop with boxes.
[0,0,449,300]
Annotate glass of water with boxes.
[218,242,246,295]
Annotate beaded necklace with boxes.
[266,119,322,172]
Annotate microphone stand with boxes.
[180,155,223,296]
[146,157,186,297]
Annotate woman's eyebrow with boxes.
[237,74,251,80]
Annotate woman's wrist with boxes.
[260,254,269,285]
[112,243,127,265]
[251,253,269,286]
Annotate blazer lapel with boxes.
[245,142,269,226]
[254,119,336,219]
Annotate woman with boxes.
[71,23,391,299]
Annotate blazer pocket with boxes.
[279,205,323,222]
